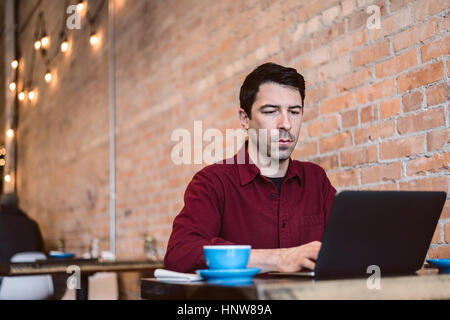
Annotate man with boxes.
[164,63,337,273]
[0,193,45,264]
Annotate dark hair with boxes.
[239,62,305,119]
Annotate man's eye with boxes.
[290,111,300,114]
[262,110,276,114]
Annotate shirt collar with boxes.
[235,142,301,186]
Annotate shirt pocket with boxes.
[299,214,324,227]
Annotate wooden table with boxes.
[141,268,450,300]
[0,259,163,300]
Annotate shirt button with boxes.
[270,193,276,199]
[282,222,287,228]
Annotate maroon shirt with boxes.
[164,146,337,273]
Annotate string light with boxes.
[28,89,36,101]
[41,35,50,49]
[61,39,69,53]
[0,148,5,156]
[4,174,11,183]
[89,32,99,46]
[6,129,14,138]
[0,159,5,166]
[45,71,52,83]
[11,60,18,69]
[18,91,26,101]
[77,1,85,11]
[9,82,16,92]
[34,39,41,50]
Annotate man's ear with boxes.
[238,108,250,130]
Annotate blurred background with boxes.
[0,0,448,299]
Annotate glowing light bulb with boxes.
[28,90,36,100]
[9,82,16,91]
[45,71,52,83]
[4,174,11,183]
[89,33,99,46]
[0,159,5,167]
[6,129,14,138]
[11,60,18,69]
[18,92,25,101]
[34,40,41,50]
[41,36,50,48]
[77,1,85,11]
[61,40,69,53]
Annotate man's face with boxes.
[240,82,303,161]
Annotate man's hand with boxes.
[276,241,321,272]
[247,241,322,273]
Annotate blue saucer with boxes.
[427,259,450,274]
[196,268,260,285]
[49,252,76,259]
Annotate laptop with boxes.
[272,191,447,279]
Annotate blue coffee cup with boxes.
[203,245,251,270]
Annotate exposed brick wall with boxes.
[10,0,449,298]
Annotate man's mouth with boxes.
[278,139,292,146]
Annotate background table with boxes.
[1,259,164,300]
[141,268,450,300]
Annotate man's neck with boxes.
[247,140,289,178]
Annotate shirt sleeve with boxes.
[164,167,236,273]
[322,169,337,225]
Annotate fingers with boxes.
[301,258,315,271]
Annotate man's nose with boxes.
[277,110,292,131]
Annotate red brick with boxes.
[341,109,358,128]
[356,78,395,104]
[318,56,352,81]
[380,98,401,119]
[380,135,425,159]
[360,104,378,123]
[320,131,353,153]
[426,83,449,106]
[427,128,449,151]
[393,18,440,51]
[442,200,450,220]
[292,141,318,158]
[427,246,450,259]
[397,108,445,135]
[445,14,450,30]
[399,176,448,193]
[361,162,402,184]
[340,145,377,167]
[308,119,323,137]
[414,0,450,21]
[328,168,359,187]
[323,115,339,133]
[355,120,395,144]
[431,225,442,244]
[296,1,328,22]
[445,224,450,243]
[300,46,331,68]
[390,0,414,11]
[352,40,391,68]
[321,92,355,115]
[421,36,450,63]
[336,67,372,92]
[369,8,412,41]
[310,154,339,171]
[397,61,444,93]
[402,91,423,112]
[406,153,450,176]
[375,49,418,78]
[305,82,335,105]
[331,30,366,58]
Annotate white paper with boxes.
[154,268,203,282]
